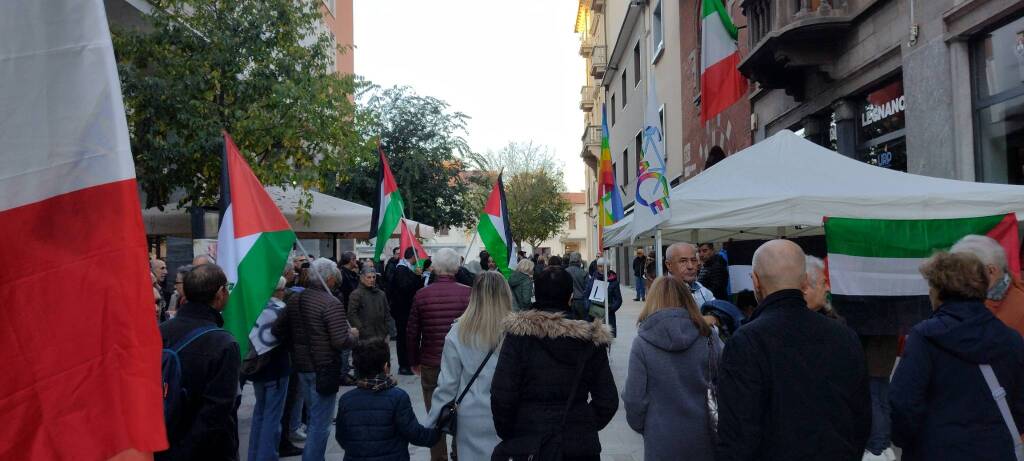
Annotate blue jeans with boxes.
[248,376,289,461]
[341,349,351,378]
[288,376,305,433]
[299,372,338,461]
[867,377,892,454]
[634,275,646,299]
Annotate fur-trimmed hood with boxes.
[503,309,613,346]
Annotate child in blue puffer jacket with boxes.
[336,339,440,460]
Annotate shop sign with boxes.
[861,80,905,127]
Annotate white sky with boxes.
[353,0,586,192]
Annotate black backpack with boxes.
[161,326,223,432]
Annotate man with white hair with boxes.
[715,240,870,461]
[665,242,715,306]
[951,234,1024,336]
[272,257,358,461]
[405,248,470,461]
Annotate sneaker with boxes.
[278,442,303,457]
[288,427,307,443]
[398,367,414,376]
[632,298,640,301]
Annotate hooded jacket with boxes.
[347,284,392,341]
[491,306,619,458]
[623,308,722,461]
[889,299,1024,461]
[507,271,533,311]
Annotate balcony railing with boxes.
[590,45,607,79]
[591,0,605,13]
[744,0,856,47]
[582,124,601,147]
[579,36,594,57]
[580,85,596,112]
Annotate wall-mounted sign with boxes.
[860,79,906,141]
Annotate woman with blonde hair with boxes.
[622,276,722,461]
[428,271,512,460]
[508,258,535,311]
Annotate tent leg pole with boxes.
[655,229,664,277]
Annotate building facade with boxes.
[740,0,1024,184]
[579,0,753,280]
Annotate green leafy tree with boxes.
[469,142,572,249]
[112,0,360,210]
[336,85,476,229]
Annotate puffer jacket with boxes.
[406,275,470,368]
[273,285,355,373]
[890,298,1024,461]
[491,306,619,458]
[508,271,533,311]
[335,384,439,460]
[347,284,393,341]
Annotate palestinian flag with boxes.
[217,132,296,358]
[370,146,405,262]
[398,218,429,264]
[825,214,1020,335]
[479,174,517,277]
[700,0,748,122]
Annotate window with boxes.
[635,131,643,179]
[972,15,1024,184]
[621,70,628,107]
[652,1,664,63]
[439,227,449,236]
[569,212,577,230]
[611,95,617,125]
[622,148,630,186]
[633,42,642,87]
[659,105,666,161]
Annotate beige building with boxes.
[531,192,593,262]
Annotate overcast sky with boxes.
[353,0,586,191]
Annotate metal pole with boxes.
[463,228,479,263]
[294,239,332,293]
[655,229,664,277]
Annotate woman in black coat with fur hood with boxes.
[490,267,619,461]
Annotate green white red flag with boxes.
[370,147,405,262]
[824,214,1020,334]
[700,0,748,122]
[478,174,517,277]
[217,132,297,358]
[0,0,167,457]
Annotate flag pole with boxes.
[293,239,333,293]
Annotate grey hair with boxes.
[276,276,287,291]
[666,242,698,260]
[569,252,582,264]
[951,235,1007,272]
[596,257,609,266]
[431,248,460,275]
[805,255,826,284]
[516,258,535,275]
[176,264,194,276]
[310,257,339,282]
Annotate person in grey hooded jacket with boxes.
[622,276,722,461]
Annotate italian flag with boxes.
[217,132,296,358]
[825,214,1020,334]
[479,174,517,277]
[370,146,405,262]
[700,0,748,123]
[0,0,167,457]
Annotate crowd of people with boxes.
[148,235,1024,461]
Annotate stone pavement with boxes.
[238,286,646,461]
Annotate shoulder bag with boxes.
[706,328,720,444]
[491,345,596,461]
[436,348,496,435]
[979,364,1024,461]
[296,290,342,395]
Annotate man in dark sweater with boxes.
[386,247,423,375]
[632,248,647,301]
[157,264,240,461]
[698,242,730,300]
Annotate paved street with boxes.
[238,286,646,460]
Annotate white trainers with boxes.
[861,448,896,461]
[289,426,307,442]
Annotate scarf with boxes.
[398,259,415,271]
[989,273,1011,301]
[356,373,398,392]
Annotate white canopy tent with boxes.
[605,129,1024,246]
[142,187,435,239]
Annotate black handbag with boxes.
[295,290,342,395]
[436,348,495,435]
[491,345,595,461]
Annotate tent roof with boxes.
[142,187,434,240]
[606,130,1024,245]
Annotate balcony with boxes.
[591,0,605,13]
[740,0,865,99]
[581,124,601,168]
[590,45,607,79]
[580,85,596,112]
[579,36,594,57]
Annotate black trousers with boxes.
[393,309,410,369]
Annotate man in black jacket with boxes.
[715,240,870,461]
[698,242,730,300]
[631,248,646,301]
[386,247,422,375]
[157,264,240,461]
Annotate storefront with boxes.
[972,14,1024,185]
[857,78,907,172]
